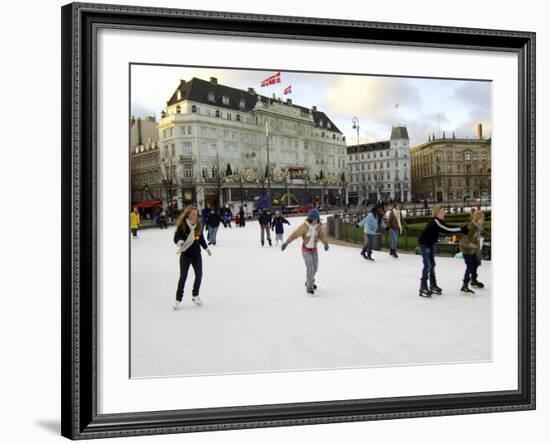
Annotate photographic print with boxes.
[129,65,492,378]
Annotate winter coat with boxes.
[258,212,272,226]
[284,221,328,249]
[174,222,208,259]
[131,212,140,229]
[207,212,221,228]
[460,220,485,259]
[388,209,403,231]
[418,217,465,246]
[271,216,290,234]
[357,212,386,235]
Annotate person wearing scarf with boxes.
[281,208,329,295]
[172,205,212,309]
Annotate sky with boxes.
[131,64,492,148]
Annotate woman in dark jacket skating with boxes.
[172,205,212,309]
[417,204,467,298]
[271,210,290,246]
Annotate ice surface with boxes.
[130,216,491,378]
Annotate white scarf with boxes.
[305,222,318,248]
[178,219,198,254]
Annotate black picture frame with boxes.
[61,2,536,439]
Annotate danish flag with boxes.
[260,72,281,87]
[283,85,292,95]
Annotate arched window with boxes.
[175,105,181,113]
[191,105,197,113]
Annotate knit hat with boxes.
[307,208,320,221]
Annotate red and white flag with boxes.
[260,72,281,87]
[283,85,292,95]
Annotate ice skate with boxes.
[471,280,485,288]
[172,300,182,310]
[268,239,272,246]
[360,251,368,260]
[429,284,442,294]
[305,282,318,290]
[366,254,375,261]
[306,287,315,296]
[192,296,202,306]
[460,286,475,295]
[261,240,264,247]
[419,288,432,298]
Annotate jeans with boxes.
[419,244,436,289]
[260,224,271,243]
[302,249,319,290]
[389,229,399,250]
[361,234,375,256]
[463,253,480,285]
[175,254,203,300]
[207,226,219,245]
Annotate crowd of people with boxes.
[130,200,488,308]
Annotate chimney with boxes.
[311,105,317,112]
[286,98,292,105]
[247,87,256,94]
[477,123,483,139]
[209,77,218,85]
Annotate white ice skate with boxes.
[192,296,202,306]
[172,300,182,310]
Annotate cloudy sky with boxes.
[131,64,492,148]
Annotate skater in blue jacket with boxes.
[356,204,387,261]
[271,210,291,247]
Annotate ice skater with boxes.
[206,208,221,245]
[356,204,387,261]
[238,206,246,227]
[271,210,290,246]
[130,207,140,238]
[173,205,212,309]
[387,202,404,258]
[459,210,486,295]
[417,204,468,298]
[281,208,329,295]
[258,209,272,246]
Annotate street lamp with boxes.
[352,116,360,145]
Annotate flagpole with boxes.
[265,120,271,208]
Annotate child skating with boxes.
[172,205,212,309]
[417,204,468,298]
[459,210,486,295]
[271,210,290,247]
[281,208,329,295]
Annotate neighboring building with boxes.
[156,77,347,210]
[130,116,163,212]
[346,125,411,204]
[410,127,491,205]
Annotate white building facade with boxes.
[346,126,411,204]
[157,77,347,210]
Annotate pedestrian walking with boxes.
[271,210,291,246]
[172,205,212,309]
[356,204,387,261]
[281,208,329,295]
[417,204,468,298]
[130,207,140,238]
[460,210,486,295]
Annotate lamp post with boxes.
[352,116,360,145]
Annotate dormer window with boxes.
[208,92,215,102]
[177,90,182,101]
[319,120,324,128]
[222,96,230,105]
[239,99,246,109]
[191,105,197,113]
[175,105,181,113]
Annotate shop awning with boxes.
[132,201,162,209]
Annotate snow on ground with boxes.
[130,216,492,378]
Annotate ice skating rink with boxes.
[130,216,491,378]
